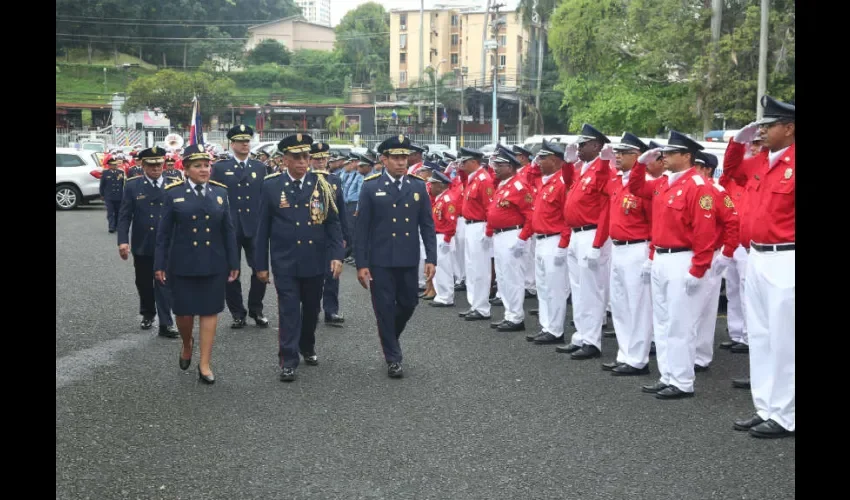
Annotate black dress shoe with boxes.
[279,367,296,382]
[570,345,601,360]
[732,378,751,389]
[198,366,215,384]
[602,326,616,338]
[429,301,454,307]
[458,309,474,318]
[730,343,749,354]
[526,331,543,342]
[733,414,764,431]
[641,381,669,393]
[529,309,538,316]
[525,289,536,298]
[454,282,467,291]
[719,340,738,349]
[249,313,270,327]
[159,325,179,338]
[611,364,650,376]
[694,364,710,372]
[490,320,508,329]
[489,297,503,306]
[387,362,403,378]
[179,338,193,371]
[497,321,525,332]
[418,286,426,293]
[325,313,345,327]
[108,228,116,233]
[231,317,247,329]
[301,352,318,366]
[601,361,621,371]
[649,342,656,356]
[655,386,694,399]
[140,318,154,330]
[555,343,581,354]
[749,419,794,438]
[464,311,491,321]
[533,332,565,345]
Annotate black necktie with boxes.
[195,184,204,197]
[239,161,245,169]
[293,179,302,192]
[394,179,402,192]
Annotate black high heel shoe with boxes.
[179,337,193,370]
[198,366,215,384]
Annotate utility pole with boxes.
[458,67,467,147]
[533,1,543,122]
[705,0,722,135]
[480,0,492,96]
[489,3,504,145]
[419,0,425,125]
[517,58,523,143]
[756,0,769,119]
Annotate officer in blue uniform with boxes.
[163,154,184,182]
[117,146,178,336]
[254,134,344,382]
[309,141,349,327]
[355,135,438,378]
[100,154,125,233]
[127,159,144,179]
[211,124,269,328]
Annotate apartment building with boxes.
[295,0,331,28]
[389,6,529,91]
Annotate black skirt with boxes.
[170,273,227,316]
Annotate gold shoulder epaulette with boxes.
[364,173,381,181]
[208,180,227,189]
[126,175,142,181]
[410,174,426,182]
[164,180,184,190]
[264,172,282,180]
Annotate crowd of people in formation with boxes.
[99,95,794,439]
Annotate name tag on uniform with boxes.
[376,191,386,197]
[225,171,235,175]
[136,194,146,200]
[174,198,185,203]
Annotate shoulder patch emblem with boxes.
[486,187,494,196]
[699,194,713,210]
[724,195,734,208]
[524,193,534,204]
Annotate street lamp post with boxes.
[430,59,447,144]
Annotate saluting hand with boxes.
[228,270,240,282]
[118,244,130,261]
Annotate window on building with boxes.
[451,15,459,26]
[400,14,407,27]
[498,75,506,86]
[499,55,506,67]
[400,71,407,83]
[400,52,406,63]
[499,35,507,47]
[451,34,458,46]
[451,54,458,65]
[399,34,407,49]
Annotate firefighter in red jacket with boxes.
[428,169,461,307]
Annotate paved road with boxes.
[57,206,795,500]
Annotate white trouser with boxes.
[454,216,467,283]
[746,246,795,431]
[610,241,653,368]
[463,222,491,316]
[418,236,426,288]
[725,245,749,344]
[651,250,702,393]
[433,238,456,305]
[524,238,537,293]
[493,229,526,324]
[695,251,723,367]
[567,229,612,349]
[534,235,569,336]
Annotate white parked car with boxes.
[56,148,105,210]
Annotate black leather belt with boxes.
[655,247,690,254]
[493,225,522,234]
[465,219,484,225]
[572,224,597,232]
[536,233,560,240]
[751,242,795,252]
[612,239,649,246]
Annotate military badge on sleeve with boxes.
[699,195,713,210]
[724,195,734,208]
[414,192,420,202]
[217,196,224,205]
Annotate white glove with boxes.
[584,247,601,269]
[440,242,451,254]
[511,238,527,258]
[553,247,567,267]
[733,122,760,144]
[599,144,616,162]
[638,148,662,165]
[481,235,492,250]
[564,143,579,163]
[712,254,733,277]
[640,259,652,284]
[684,273,702,295]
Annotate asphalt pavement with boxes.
[57,205,795,500]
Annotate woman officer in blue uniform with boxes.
[155,144,240,384]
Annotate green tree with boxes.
[123,69,235,128]
[334,2,390,85]
[247,39,292,66]
[325,107,346,137]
